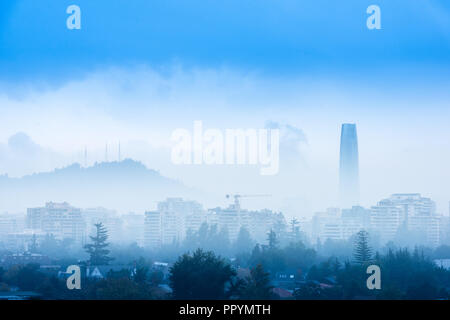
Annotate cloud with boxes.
[265,121,307,144]
[265,121,308,167]
[8,132,41,154]
[0,132,67,177]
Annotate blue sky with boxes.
[1,0,450,81]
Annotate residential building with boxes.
[27,202,86,245]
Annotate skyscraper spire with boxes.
[339,123,359,208]
[105,143,108,162]
[118,142,121,162]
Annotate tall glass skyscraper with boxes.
[339,123,359,208]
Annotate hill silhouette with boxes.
[0,159,196,213]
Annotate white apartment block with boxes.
[370,194,441,247]
[214,206,241,242]
[440,216,450,245]
[341,206,371,240]
[144,198,286,248]
[209,204,285,243]
[370,205,402,244]
[144,198,205,248]
[144,211,162,249]
[27,202,86,245]
[312,208,343,243]
[310,206,372,243]
[0,213,25,242]
[244,209,286,243]
[4,229,46,252]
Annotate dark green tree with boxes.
[133,261,150,285]
[169,249,236,299]
[149,270,164,286]
[294,282,324,300]
[233,227,254,254]
[294,282,343,300]
[237,264,275,299]
[88,277,152,300]
[353,230,372,264]
[215,226,231,255]
[84,223,114,266]
[283,241,317,272]
[4,263,46,291]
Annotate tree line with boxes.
[0,224,449,300]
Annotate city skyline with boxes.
[0,118,448,216]
[1,190,447,253]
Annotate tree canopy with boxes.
[169,249,236,299]
[84,223,114,266]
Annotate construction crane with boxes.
[225,194,271,210]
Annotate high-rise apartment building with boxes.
[312,208,343,242]
[144,198,205,248]
[370,194,440,247]
[144,211,162,249]
[0,214,25,242]
[370,204,402,244]
[341,206,371,239]
[27,202,86,245]
[144,198,285,248]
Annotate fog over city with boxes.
[0,67,449,254]
[0,0,449,301]
[1,66,450,217]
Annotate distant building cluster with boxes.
[0,194,449,252]
[0,198,285,252]
[27,202,86,245]
[309,193,446,248]
[144,197,286,249]
[0,202,146,251]
[1,124,448,253]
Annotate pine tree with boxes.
[84,223,113,266]
[267,229,278,250]
[353,230,372,264]
[238,264,274,299]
